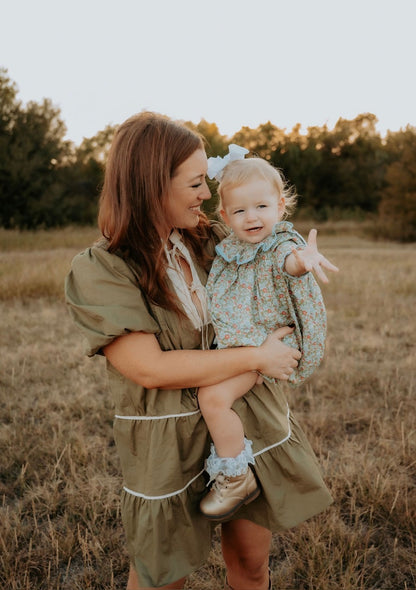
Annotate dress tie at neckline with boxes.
[164,231,210,337]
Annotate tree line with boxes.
[1,68,415,241]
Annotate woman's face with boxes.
[166,149,211,231]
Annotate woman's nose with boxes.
[199,180,211,200]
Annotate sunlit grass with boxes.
[0,226,100,252]
[1,221,411,301]
[0,227,100,300]
[0,223,415,589]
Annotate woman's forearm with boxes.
[103,331,262,389]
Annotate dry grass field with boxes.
[0,224,415,589]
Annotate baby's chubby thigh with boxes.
[198,373,259,418]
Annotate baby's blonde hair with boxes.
[217,157,297,219]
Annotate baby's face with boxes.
[220,178,285,244]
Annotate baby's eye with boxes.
[233,209,244,214]
[257,204,267,209]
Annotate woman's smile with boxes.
[166,149,211,229]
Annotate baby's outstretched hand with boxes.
[289,229,339,283]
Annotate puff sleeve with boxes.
[65,245,160,356]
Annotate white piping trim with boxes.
[122,405,292,501]
[123,469,205,500]
[114,409,200,421]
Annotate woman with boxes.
[65,112,333,590]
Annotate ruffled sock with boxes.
[205,437,255,483]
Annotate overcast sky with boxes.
[2,0,415,145]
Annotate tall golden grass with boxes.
[0,224,415,589]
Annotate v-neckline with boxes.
[164,231,209,331]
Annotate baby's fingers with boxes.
[292,246,312,272]
[318,256,339,281]
[313,263,329,283]
[323,259,339,273]
[307,228,318,247]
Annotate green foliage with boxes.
[375,126,416,241]
[231,121,286,160]
[0,68,415,241]
[0,68,71,228]
[267,114,387,218]
[0,69,110,229]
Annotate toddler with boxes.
[198,145,338,520]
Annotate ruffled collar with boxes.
[215,221,298,264]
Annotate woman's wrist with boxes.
[243,345,263,373]
[210,345,260,375]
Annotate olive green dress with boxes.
[65,225,333,588]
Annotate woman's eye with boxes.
[191,183,202,188]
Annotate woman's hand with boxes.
[258,327,302,380]
[285,228,339,283]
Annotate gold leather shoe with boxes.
[200,468,260,521]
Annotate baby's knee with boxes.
[198,385,226,413]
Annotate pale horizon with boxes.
[2,0,415,145]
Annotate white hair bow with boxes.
[207,144,249,181]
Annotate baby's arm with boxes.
[284,228,339,283]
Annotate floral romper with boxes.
[206,221,327,385]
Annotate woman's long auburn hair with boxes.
[98,111,213,311]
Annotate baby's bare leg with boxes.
[198,372,258,458]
